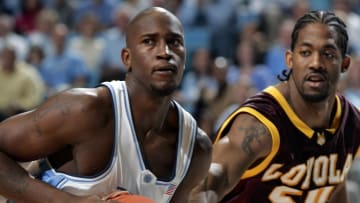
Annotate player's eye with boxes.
[143,38,155,46]
[167,38,181,47]
[322,51,336,59]
[299,50,311,57]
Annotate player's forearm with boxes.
[189,187,218,203]
[0,152,74,203]
[189,171,228,203]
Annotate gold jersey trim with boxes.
[356,146,360,158]
[215,107,280,179]
[263,86,342,139]
[214,87,344,179]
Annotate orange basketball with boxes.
[105,191,156,203]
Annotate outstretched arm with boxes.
[0,87,114,202]
[190,113,273,202]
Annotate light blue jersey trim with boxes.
[119,82,146,170]
[38,82,120,188]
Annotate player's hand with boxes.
[102,190,129,200]
[72,195,118,203]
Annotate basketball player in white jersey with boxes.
[0,7,212,203]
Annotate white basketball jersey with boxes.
[38,81,198,203]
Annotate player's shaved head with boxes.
[125,7,183,46]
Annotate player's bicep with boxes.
[0,99,68,160]
[0,89,98,161]
[228,113,272,160]
[213,113,272,191]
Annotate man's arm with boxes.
[0,87,113,202]
[0,152,78,202]
[329,182,348,203]
[169,128,212,203]
[190,113,273,203]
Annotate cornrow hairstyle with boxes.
[277,10,349,81]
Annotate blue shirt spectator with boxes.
[99,4,130,82]
[227,64,276,91]
[40,52,88,93]
[264,18,295,77]
[264,44,287,77]
[40,23,88,96]
[74,0,115,28]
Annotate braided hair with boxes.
[277,10,349,81]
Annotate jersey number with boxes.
[269,185,334,203]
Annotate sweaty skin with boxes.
[0,7,211,203]
[190,11,354,203]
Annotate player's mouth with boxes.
[153,64,177,76]
[305,73,326,88]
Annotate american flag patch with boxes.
[165,183,177,195]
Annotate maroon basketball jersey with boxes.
[216,86,360,203]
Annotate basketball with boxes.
[105,191,156,203]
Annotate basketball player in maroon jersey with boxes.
[190,10,360,203]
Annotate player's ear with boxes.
[341,55,351,73]
[121,48,132,71]
[285,50,293,69]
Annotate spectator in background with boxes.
[44,0,75,29]
[228,40,276,92]
[175,47,217,119]
[100,5,131,82]
[289,0,310,20]
[265,18,295,77]
[0,46,45,121]
[237,21,268,65]
[194,56,231,137]
[203,0,238,58]
[26,45,45,70]
[0,14,29,60]
[183,0,209,27]
[333,0,360,55]
[161,0,199,27]
[40,23,88,96]
[261,1,309,76]
[207,57,231,118]
[27,8,59,57]
[0,0,20,15]
[74,0,116,30]
[233,0,260,34]
[201,56,251,139]
[117,0,149,18]
[69,11,105,87]
[212,75,256,138]
[175,0,237,58]
[307,0,332,10]
[340,54,360,107]
[14,0,43,35]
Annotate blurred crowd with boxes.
[0,0,360,201]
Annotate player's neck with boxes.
[279,83,336,129]
[130,94,173,135]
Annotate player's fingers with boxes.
[102,190,129,200]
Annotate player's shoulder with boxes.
[195,128,212,153]
[53,86,113,116]
[227,112,272,152]
[64,86,111,102]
